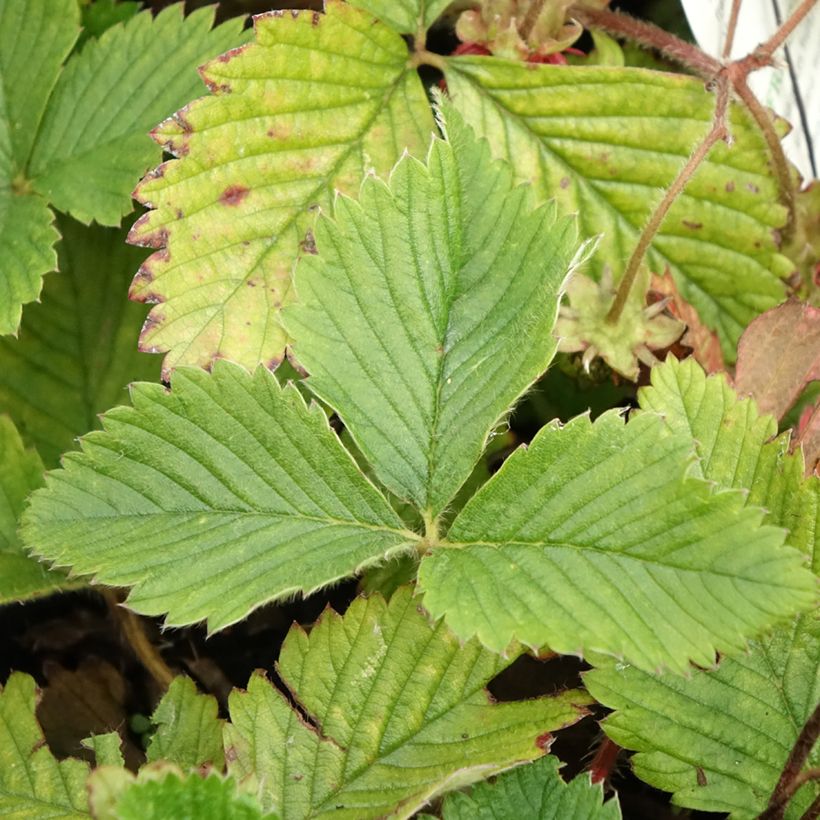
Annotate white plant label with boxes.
[682,0,819,182]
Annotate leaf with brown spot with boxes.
[735,301,820,420]
[129,0,433,377]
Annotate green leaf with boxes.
[114,772,274,820]
[0,216,161,467]
[224,588,591,818]
[0,672,89,818]
[22,361,418,630]
[82,732,125,768]
[0,416,76,604]
[28,5,249,226]
[77,0,141,49]
[146,677,225,771]
[346,0,453,33]
[440,755,621,819]
[444,59,791,359]
[585,358,820,819]
[418,410,814,673]
[0,0,79,171]
[128,0,434,376]
[0,190,59,336]
[285,104,579,517]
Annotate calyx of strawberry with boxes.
[455,0,609,61]
[555,269,684,381]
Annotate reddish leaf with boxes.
[735,301,820,420]
[796,403,820,475]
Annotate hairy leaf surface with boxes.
[0,217,160,467]
[444,59,791,358]
[0,672,89,817]
[419,410,814,673]
[586,358,820,818]
[225,588,590,818]
[0,416,75,604]
[114,773,272,820]
[29,5,248,225]
[440,755,621,819]
[146,677,224,771]
[129,0,433,376]
[285,106,579,516]
[22,362,417,630]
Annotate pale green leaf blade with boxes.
[0,216,160,467]
[418,410,814,673]
[224,587,591,818]
[285,105,579,516]
[82,732,125,768]
[0,672,90,818]
[127,0,434,376]
[0,416,76,604]
[346,0,454,33]
[585,357,820,819]
[28,5,249,226]
[0,190,58,336]
[115,773,274,820]
[0,0,79,170]
[146,677,224,770]
[444,59,791,358]
[21,361,417,630]
[440,755,621,819]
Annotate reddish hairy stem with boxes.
[757,0,819,57]
[606,78,730,324]
[761,702,820,820]
[723,0,744,58]
[569,5,721,78]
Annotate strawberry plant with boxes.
[0,0,818,818]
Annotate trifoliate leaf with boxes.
[346,0,453,33]
[22,361,418,630]
[0,216,160,468]
[0,672,89,818]
[0,416,76,604]
[586,357,820,818]
[285,104,580,517]
[444,59,792,360]
[440,755,621,819]
[224,588,591,818]
[114,772,274,820]
[129,0,434,377]
[418,410,814,673]
[146,677,224,771]
[28,5,248,226]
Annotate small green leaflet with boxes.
[439,755,621,819]
[22,362,417,630]
[285,104,580,517]
[0,0,246,336]
[346,0,453,33]
[418,409,814,673]
[0,217,160,468]
[146,677,224,771]
[0,672,89,818]
[129,0,434,376]
[224,588,591,818]
[0,416,76,604]
[444,58,792,359]
[586,357,820,818]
